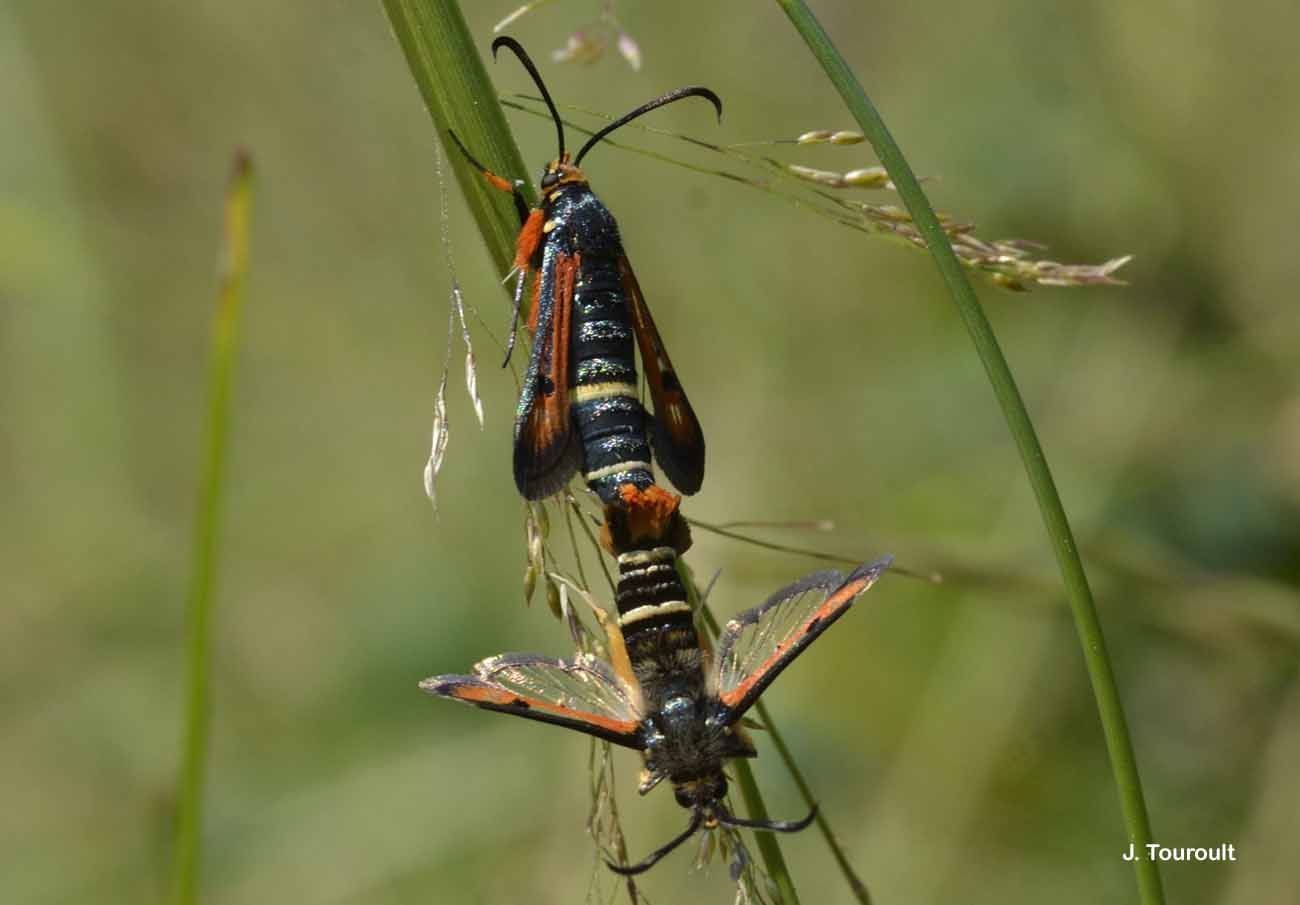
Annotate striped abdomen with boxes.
[615,544,705,704]
[571,255,654,503]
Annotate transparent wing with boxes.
[421,651,645,749]
[713,558,891,721]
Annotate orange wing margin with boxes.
[618,256,705,494]
[513,251,581,498]
[715,559,891,719]
[421,651,644,749]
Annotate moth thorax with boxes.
[661,693,696,727]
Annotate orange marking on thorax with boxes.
[514,209,545,272]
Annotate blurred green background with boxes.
[4,1,1298,903]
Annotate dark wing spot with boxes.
[540,376,556,396]
[662,370,681,391]
[510,698,532,710]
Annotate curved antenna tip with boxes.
[700,87,724,122]
[574,85,725,166]
[490,35,519,59]
[487,36,565,158]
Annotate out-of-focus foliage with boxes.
[2,3,1297,905]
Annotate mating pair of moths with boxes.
[423,37,891,875]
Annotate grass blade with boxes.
[382,0,533,275]
[172,150,253,905]
[771,3,1165,904]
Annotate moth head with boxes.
[540,155,587,193]
[672,771,727,810]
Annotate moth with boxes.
[450,37,715,503]
[422,557,891,873]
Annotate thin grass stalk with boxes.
[733,759,799,905]
[172,151,253,905]
[380,1,802,895]
[771,3,1165,904]
[752,699,870,904]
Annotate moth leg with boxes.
[444,129,530,225]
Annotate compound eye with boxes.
[674,787,695,808]
[540,171,559,188]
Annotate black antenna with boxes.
[575,86,722,166]
[491,36,566,158]
[714,802,818,833]
[605,810,705,875]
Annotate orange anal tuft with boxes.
[614,484,682,542]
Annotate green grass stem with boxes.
[772,3,1165,903]
[172,150,253,905]
[733,758,800,905]
[752,699,871,904]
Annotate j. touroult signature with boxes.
[1124,843,1236,862]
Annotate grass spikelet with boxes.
[795,128,864,145]
[422,313,453,511]
[492,0,560,32]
